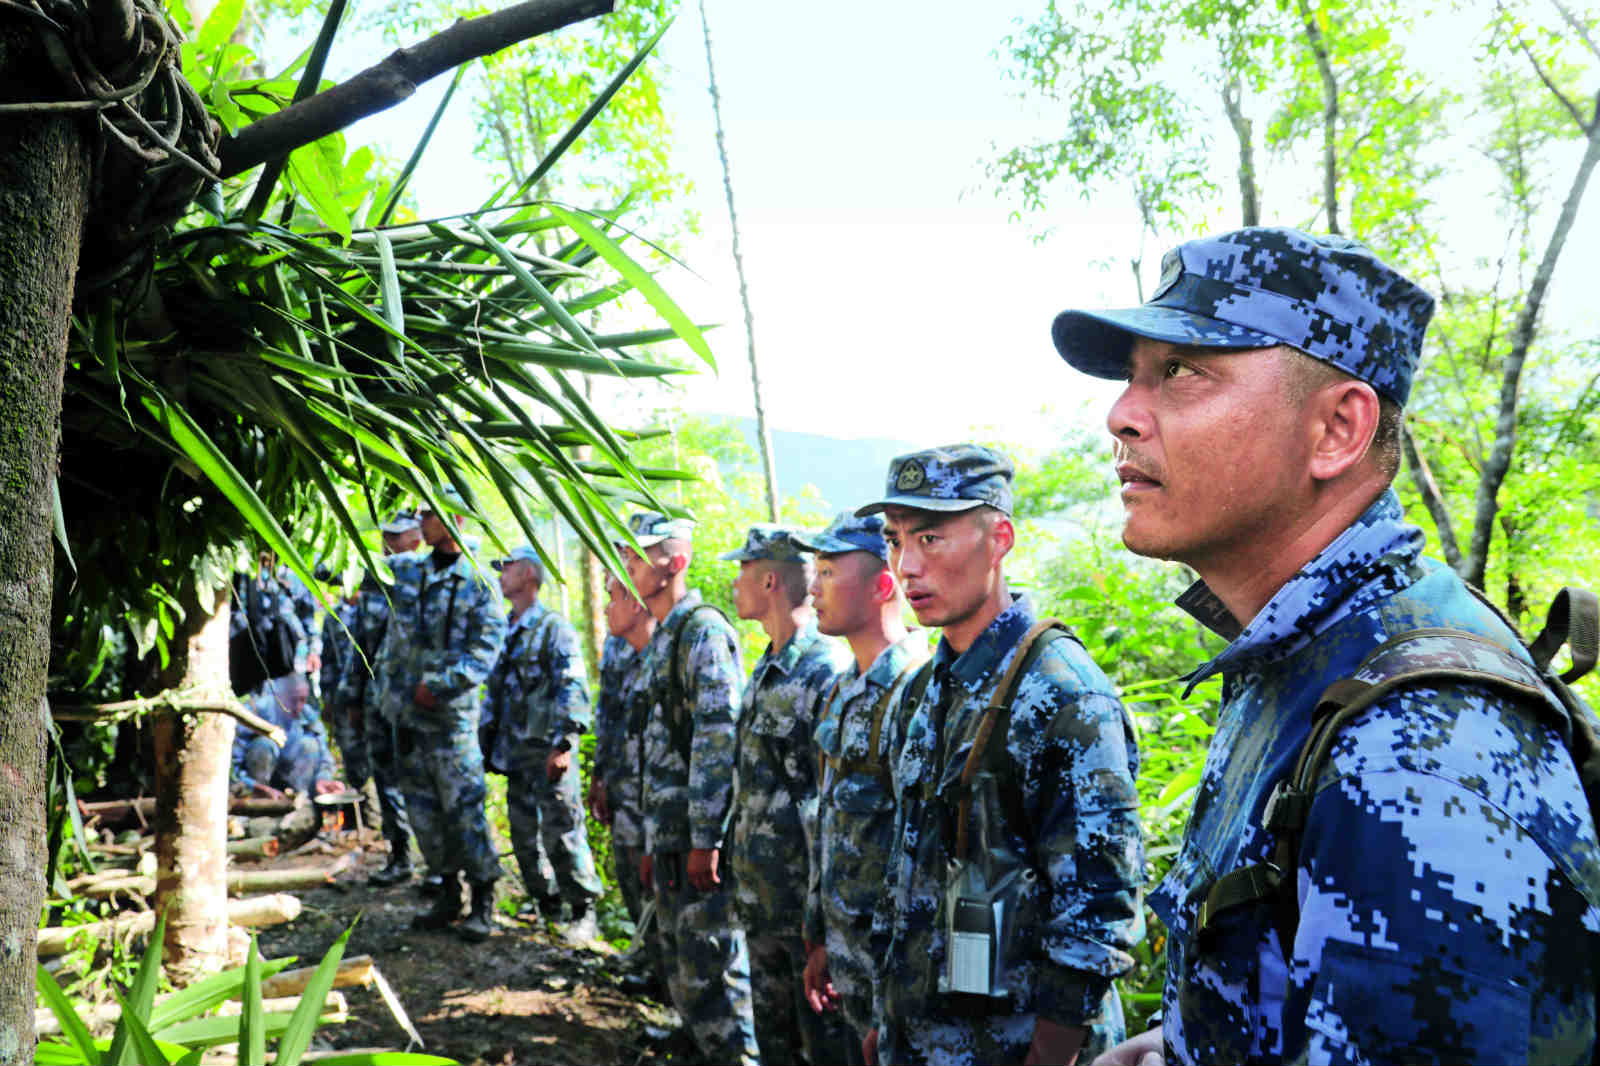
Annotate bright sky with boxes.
[343,0,1599,455]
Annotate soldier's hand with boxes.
[587,780,611,825]
[314,779,344,796]
[413,683,437,708]
[687,847,719,892]
[251,783,287,801]
[802,942,838,1013]
[1089,1025,1163,1066]
[639,853,653,890]
[306,652,322,674]
[862,1028,878,1066]
[545,749,571,781]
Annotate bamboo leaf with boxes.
[376,65,464,227]
[239,937,266,1066]
[111,991,172,1066]
[463,218,602,357]
[374,231,405,363]
[52,476,77,576]
[548,204,715,369]
[37,966,101,1066]
[273,920,356,1065]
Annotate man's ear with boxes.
[1309,381,1381,482]
[872,568,896,604]
[666,551,690,577]
[989,514,1016,558]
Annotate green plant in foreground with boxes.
[37,917,454,1066]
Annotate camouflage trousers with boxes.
[504,753,601,906]
[823,918,875,1043]
[241,734,324,797]
[394,722,501,884]
[330,703,370,789]
[746,930,857,1066]
[881,998,1121,1066]
[650,856,759,1066]
[611,840,667,981]
[364,712,412,853]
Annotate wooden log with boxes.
[37,893,302,956]
[257,954,374,999]
[36,992,347,1036]
[78,853,351,900]
[78,796,295,825]
[227,836,279,858]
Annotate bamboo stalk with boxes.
[37,893,302,956]
[256,954,374,999]
[78,853,349,899]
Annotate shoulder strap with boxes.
[869,657,930,770]
[665,603,730,755]
[952,618,1076,864]
[817,676,845,784]
[1200,604,1600,955]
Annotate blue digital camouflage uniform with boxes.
[728,614,854,1065]
[230,568,306,696]
[278,565,323,666]
[377,549,506,885]
[482,600,601,908]
[232,689,337,796]
[334,568,414,854]
[1149,490,1600,1065]
[638,589,760,1065]
[805,630,929,1038]
[321,599,367,787]
[595,635,654,939]
[872,595,1143,1065]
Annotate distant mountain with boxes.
[724,417,918,513]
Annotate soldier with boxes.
[862,444,1144,1066]
[589,573,664,993]
[231,674,342,800]
[481,545,603,943]
[335,509,423,888]
[379,491,506,942]
[229,554,306,697]
[721,524,855,1064]
[795,511,928,1058]
[318,574,368,806]
[621,511,760,1065]
[1053,227,1600,1066]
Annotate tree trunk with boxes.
[1221,75,1260,227]
[698,0,780,522]
[0,20,92,1062]
[150,583,237,983]
[1296,0,1341,233]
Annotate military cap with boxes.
[791,511,888,561]
[719,524,813,563]
[855,443,1015,517]
[490,544,545,575]
[379,508,420,534]
[1050,226,1436,405]
[620,510,695,548]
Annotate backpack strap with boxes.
[1529,587,1599,684]
[819,658,928,786]
[665,603,731,757]
[951,618,1076,865]
[817,677,845,785]
[1197,623,1572,954]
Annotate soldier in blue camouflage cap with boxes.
[334,509,422,887]
[1055,227,1600,1066]
[481,545,603,944]
[720,525,856,1064]
[859,444,1144,1066]
[619,511,760,1064]
[796,511,930,1059]
[373,489,507,942]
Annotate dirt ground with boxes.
[250,834,695,1066]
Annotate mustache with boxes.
[1113,441,1164,482]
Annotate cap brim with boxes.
[854,496,987,518]
[1051,307,1284,378]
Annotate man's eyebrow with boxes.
[883,513,947,537]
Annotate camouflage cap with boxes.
[620,510,695,549]
[718,524,814,564]
[490,544,544,574]
[855,443,1014,517]
[1050,226,1436,406]
[379,508,420,534]
[791,511,888,561]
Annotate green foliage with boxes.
[37,920,453,1066]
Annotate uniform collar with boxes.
[660,588,706,633]
[933,593,1034,695]
[510,602,544,631]
[863,630,929,688]
[1180,489,1422,691]
[760,616,821,678]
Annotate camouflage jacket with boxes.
[638,590,744,855]
[804,630,929,946]
[231,690,336,789]
[372,550,506,733]
[318,600,357,706]
[593,634,636,789]
[872,595,1143,1035]
[332,567,404,717]
[482,602,591,772]
[603,636,652,849]
[278,566,322,659]
[727,617,849,930]
[1153,489,1600,1066]
[229,569,306,646]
